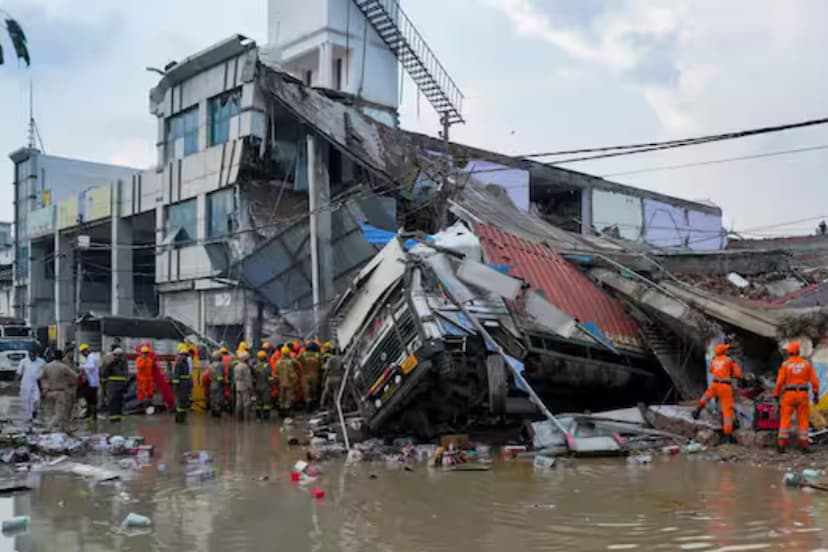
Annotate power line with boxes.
[601,144,828,177]
[520,115,828,161]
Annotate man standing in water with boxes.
[78,344,100,420]
[38,350,78,432]
[17,347,45,425]
[775,341,819,453]
[692,343,742,443]
[233,351,254,421]
[102,348,128,423]
[172,344,192,423]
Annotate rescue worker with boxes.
[276,346,298,414]
[233,351,254,421]
[269,344,283,409]
[253,350,272,420]
[206,349,225,418]
[172,344,192,423]
[136,345,155,403]
[16,347,45,424]
[102,347,128,423]
[78,343,101,420]
[692,343,743,442]
[774,341,819,454]
[321,346,343,408]
[220,346,234,413]
[300,342,322,410]
[38,350,78,432]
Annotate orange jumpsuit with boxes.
[136,353,155,401]
[698,354,742,435]
[774,355,819,449]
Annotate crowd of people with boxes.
[14,338,341,432]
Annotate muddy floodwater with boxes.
[2,412,828,551]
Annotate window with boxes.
[165,199,197,248]
[208,88,242,147]
[207,188,238,239]
[165,106,199,162]
[335,59,343,90]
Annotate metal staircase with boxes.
[639,320,704,400]
[353,0,464,128]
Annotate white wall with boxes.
[268,0,400,111]
[592,189,643,241]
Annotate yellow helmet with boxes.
[281,346,291,355]
[257,350,267,360]
[262,341,272,350]
[177,343,189,353]
[140,345,150,353]
[219,346,228,354]
[79,343,90,352]
[324,341,332,350]
[238,341,249,351]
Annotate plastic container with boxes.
[533,455,555,470]
[311,488,325,499]
[683,442,703,454]
[183,451,211,465]
[802,469,820,484]
[1,516,29,534]
[784,472,804,487]
[122,513,151,528]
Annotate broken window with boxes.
[208,88,242,147]
[165,105,199,162]
[164,199,197,248]
[207,187,237,240]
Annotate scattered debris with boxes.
[122,513,151,529]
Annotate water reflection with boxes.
[1,414,825,551]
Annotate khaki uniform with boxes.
[38,360,78,432]
[321,354,343,407]
[233,361,253,421]
[276,358,298,411]
[251,359,272,419]
[300,351,322,407]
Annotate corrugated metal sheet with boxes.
[474,222,643,351]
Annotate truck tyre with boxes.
[487,355,507,416]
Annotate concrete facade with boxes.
[267,0,399,125]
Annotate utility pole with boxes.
[307,133,333,340]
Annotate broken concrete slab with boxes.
[646,405,718,440]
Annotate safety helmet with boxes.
[140,345,150,353]
[220,346,228,354]
[79,343,90,352]
[786,341,800,355]
[257,350,267,360]
[292,342,301,352]
[211,350,222,360]
[113,347,124,355]
[324,341,332,350]
[262,341,272,350]
[238,341,249,351]
[281,346,291,355]
[307,342,319,352]
[177,343,189,353]
[714,343,730,355]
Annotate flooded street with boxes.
[0,402,827,551]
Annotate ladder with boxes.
[353,0,464,128]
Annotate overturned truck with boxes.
[334,222,666,437]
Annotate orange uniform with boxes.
[698,346,742,435]
[774,343,819,451]
[136,351,155,402]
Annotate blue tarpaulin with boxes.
[359,222,427,250]
[580,322,620,355]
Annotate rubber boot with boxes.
[691,407,702,420]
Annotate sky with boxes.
[1,0,827,236]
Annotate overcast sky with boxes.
[1,0,826,235]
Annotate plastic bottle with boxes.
[122,513,151,529]
[1,516,29,534]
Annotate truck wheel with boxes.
[487,356,507,416]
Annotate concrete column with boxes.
[28,240,47,329]
[54,231,76,345]
[318,42,333,89]
[307,134,333,339]
[111,218,134,316]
